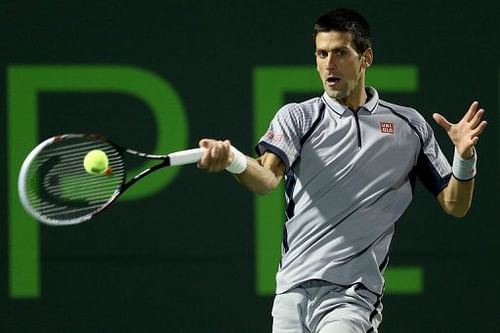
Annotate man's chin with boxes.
[324,88,345,101]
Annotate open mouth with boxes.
[326,77,340,86]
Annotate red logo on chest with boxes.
[380,122,394,134]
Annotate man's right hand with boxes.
[197,138,233,173]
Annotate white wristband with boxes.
[452,147,477,181]
[226,146,247,174]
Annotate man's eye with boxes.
[335,49,347,56]
[316,51,328,58]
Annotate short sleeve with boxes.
[255,103,309,171]
[415,118,452,196]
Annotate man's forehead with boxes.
[315,31,354,48]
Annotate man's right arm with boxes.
[235,150,285,195]
[197,138,285,195]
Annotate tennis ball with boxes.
[83,149,109,175]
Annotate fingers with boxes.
[197,138,232,172]
[432,113,452,131]
[470,120,488,138]
[435,101,486,133]
[466,103,487,139]
[435,101,483,129]
[433,101,487,154]
[468,107,485,128]
[463,101,479,122]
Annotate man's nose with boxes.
[326,54,336,70]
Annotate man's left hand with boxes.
[432,101,487,158]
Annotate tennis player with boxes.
[198,8,487,333]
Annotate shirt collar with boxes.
[321,87,379,116]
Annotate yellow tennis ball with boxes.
[83,149,109,174]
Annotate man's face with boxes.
[315,31,371,104]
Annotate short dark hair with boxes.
[313,8,372,54]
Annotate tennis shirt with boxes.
[256,87,452,295]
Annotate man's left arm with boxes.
[433,101,487,217]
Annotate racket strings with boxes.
[22,137,126,223]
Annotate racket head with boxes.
[18,134,126,226]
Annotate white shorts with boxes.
[272,280,383,333]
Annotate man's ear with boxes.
[362,48,374,68]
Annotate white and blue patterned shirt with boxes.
[256,87,451,295]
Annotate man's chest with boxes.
[299,110,421,185]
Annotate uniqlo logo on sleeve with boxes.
[265,131,284,142]
[380,122,394,134]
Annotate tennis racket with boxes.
[18,133,205,226]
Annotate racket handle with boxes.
[168,148,206,166]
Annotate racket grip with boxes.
[168,148,206,166]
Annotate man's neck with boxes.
[340,80,368,110]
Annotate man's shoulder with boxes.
[298,96,323,106]
[378,99,427,122]
[378,99,418,114]
[277,96,324,119]
[282,96,323,111]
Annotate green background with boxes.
[1,0,499,332]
